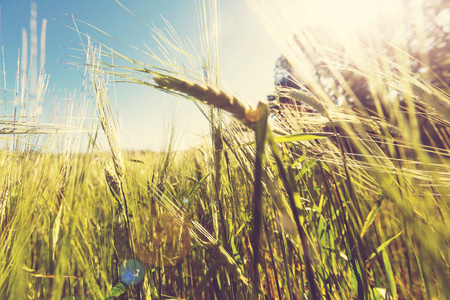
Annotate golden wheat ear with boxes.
[153,74,263,129]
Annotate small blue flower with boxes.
[118,259,145,286]
[183,197,189,205]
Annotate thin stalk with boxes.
[274,208,293,300]
[268,132,320,300]
[251,103,268,299]
[264,213,282,300]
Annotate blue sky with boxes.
[0,0,280,151]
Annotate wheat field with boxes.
[0,0,449,299]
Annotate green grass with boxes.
[1,0,450,299]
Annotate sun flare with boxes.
[301,0,395,34]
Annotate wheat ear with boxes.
[56,156,71,210]
[277,87,331,120]
[103,163,122,204]
[153,75,263,129]
[0,178,11,228]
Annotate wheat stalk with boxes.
[88,45,136,264]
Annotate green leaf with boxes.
[291,154,307,168]
[230,233,243,269]
[234,215,251,238]
[382,249,398,299]
[295,158,318,181]
[105,282,126,299]
[360,200,382,238]
[187,173,210,198]
[366,231,404,261]
[374,287,387,299]
[273,132,333,143]
[319,161,331,173]
[312,193,325,215]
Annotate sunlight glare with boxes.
[301,0,394,35]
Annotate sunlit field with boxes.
[1,0,449,299]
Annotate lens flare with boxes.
[118,259,145,286]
